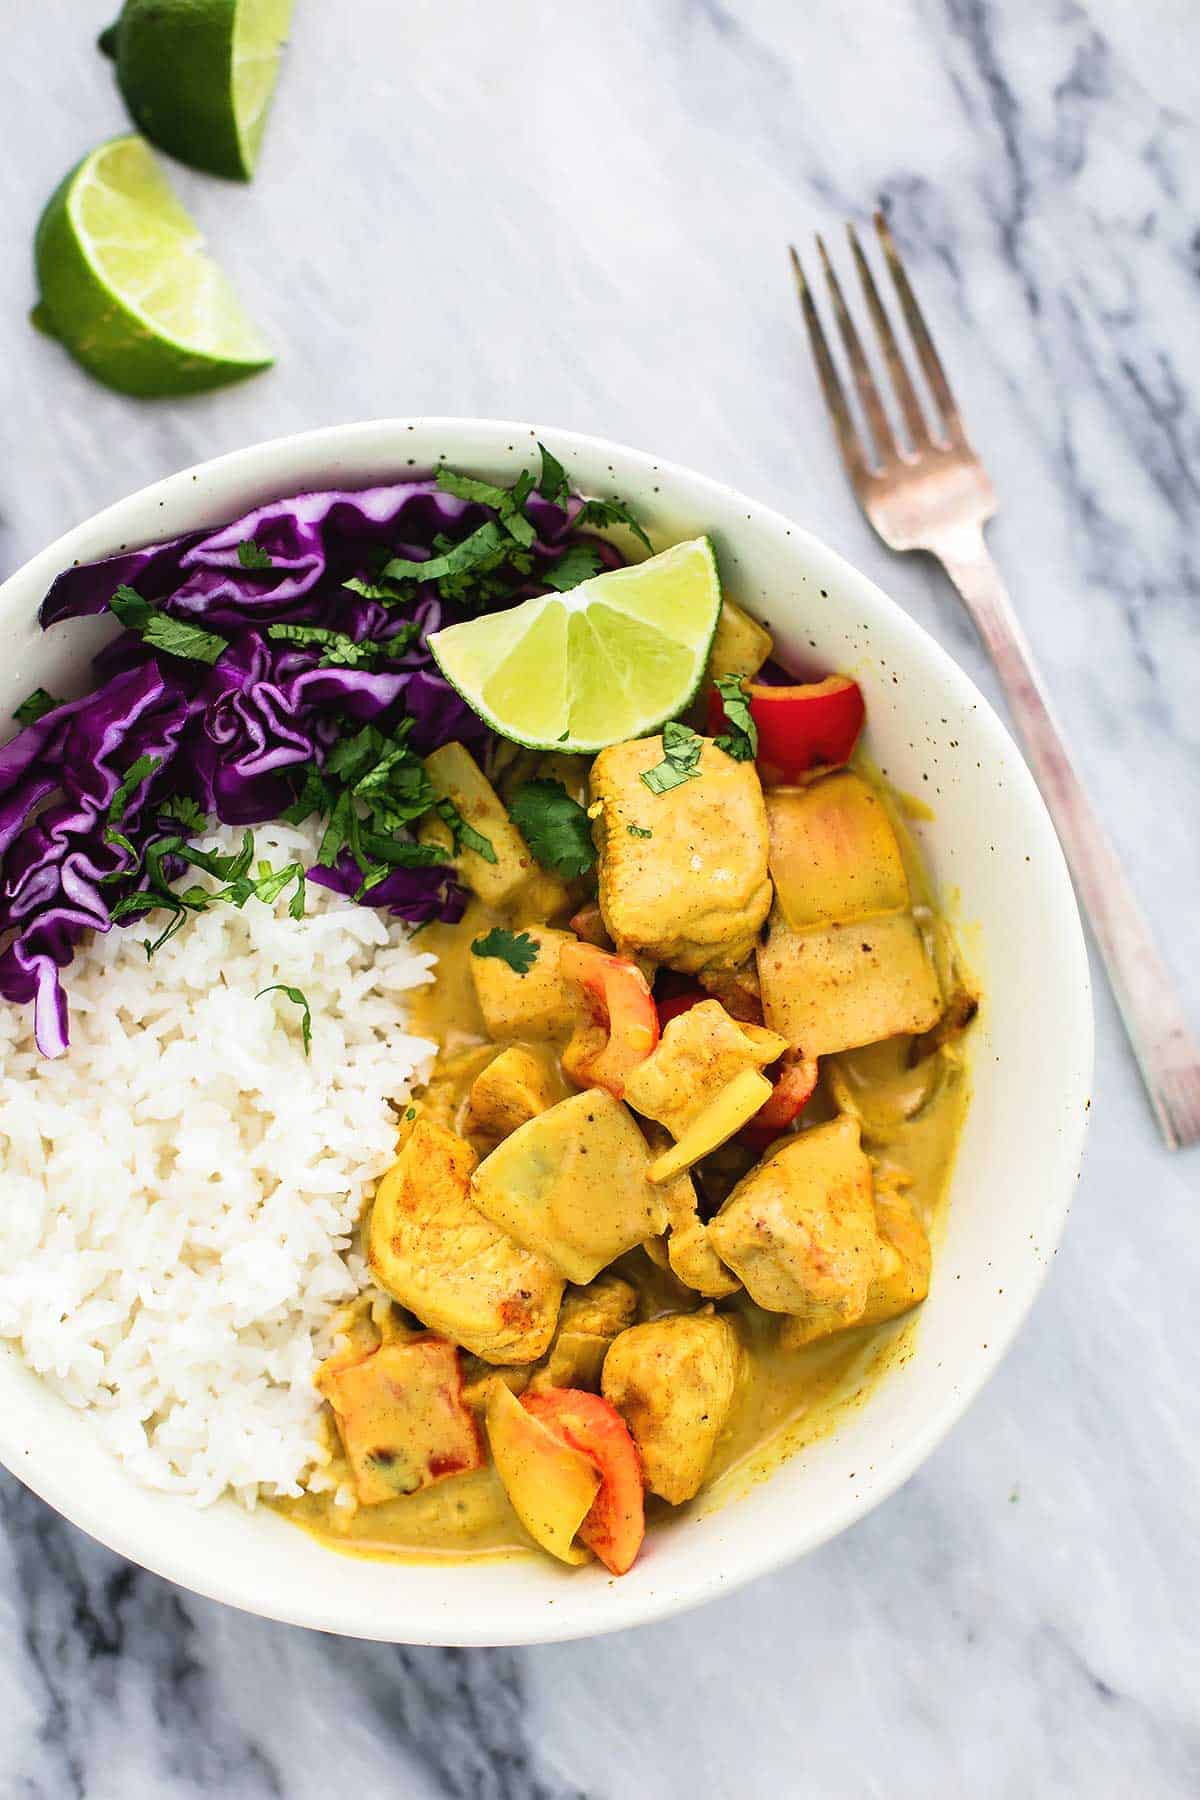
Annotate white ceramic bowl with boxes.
[0,420,1092,1644]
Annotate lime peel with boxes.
[429,537,723,754]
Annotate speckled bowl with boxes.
[0,420,1092,1644]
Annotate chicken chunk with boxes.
[590,737,772,973]
[708,1115,878,1343]
[624,999,786,1137]
[367,1120,563,1364]
[315,1335,484,1505]
[859,1173,931,1329]
[470,1090,670,1284]
[757,909,941,1058]
[602,1311,742,1504]
[528,1275,639,1393]
[462,1045,563,1153]
[778,1166,931,1348]
[469,926,577,1042]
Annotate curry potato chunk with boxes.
[463,1044,562,1152]
[765,774,910,931]
[757,910,941,1058]
[368,1120,564,1365]
[602,1311,743,1504]
[420,742,570,916]
[470,1090,670,1284]
[590,737,772,973]
[469,926,577,1041]
[624,999,786,1137]
[708,1116,879,1343]
[315,1336,483,1505]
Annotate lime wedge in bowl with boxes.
[429,536,723,752]
[99,0,293,181]
[33,135,273,398]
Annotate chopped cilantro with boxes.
[509,779,596,879]
[266,622,414,669]
[572,496,653,553]
[110,584,152,629]
[434,796,498,865]
[13,688,59,728]
[102,753,161,871]
[237,539,274,569]
[342,575,405,603]
[536,442,570,507]
[382,519,509,585]
[712,673,758,763]
[640,722,704,795]
[160,795,208,831]
[256,984,313,1055]
[110,584,228,666]
[435,467,537,549]
[626,823,653,839]
[543,543,603,592]
[470,928,539,975]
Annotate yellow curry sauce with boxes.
[276,743,972,1566]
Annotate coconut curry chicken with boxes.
[279,601,976,1576]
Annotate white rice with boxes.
[0,820,437,1507]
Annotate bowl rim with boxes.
[0,416,1093,1643]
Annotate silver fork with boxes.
[790,211,1200,1151]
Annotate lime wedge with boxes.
[429,537,723,752]
[100,0,293,181]
[33,136,273,398]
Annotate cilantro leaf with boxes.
[434,467,538,551]
[110,583,153,629]
[543,543,603,593]
[382,520,509,585]
[509,779,596,879]
[434,796,498,865]
[160,795,208,831]
[640,722,704,795]
[626,823,653,839]
[101,753,161,873]
[13,688,59,728]
[141,614,229,666]
[256,984,312,1055]
[266,622,414,669]
[282,764,334,826]
[537,442,570,507]
[573,496,653,553]
[343,575,406,604]
[237,539,274,569]
[471,928,539,975]
[712,673,758,762]
[109,584,228,665]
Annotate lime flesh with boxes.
[103,0,293,181]
[429,537,723,753]
[33,135,272,398]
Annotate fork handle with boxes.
[934,524,1200,1150]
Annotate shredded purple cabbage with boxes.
[3,475,619,1056]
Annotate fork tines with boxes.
[790,212,965,474]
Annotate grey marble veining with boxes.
[2,1,1199,1794]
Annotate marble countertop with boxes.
[2,1,1198,1793]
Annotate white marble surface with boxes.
[2,1,1199,1793]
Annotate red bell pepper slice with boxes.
[708,674,865,786]
[739,1050,819,1150]
[561,940,659,1098]
[655,985,708,1029]
[522,1388,645,1575]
